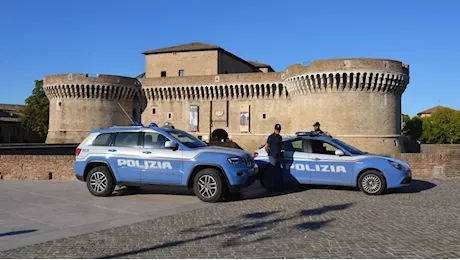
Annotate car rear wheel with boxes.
[358,170,386,195]
[86,166,115,197]
[193,168,226,203]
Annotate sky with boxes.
[0,0,459,117]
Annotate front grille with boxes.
[243,156,253,167]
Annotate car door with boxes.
[140,131,183,185]
[306,138,354,185]
[281,138,310,184]
[105,132,142,185]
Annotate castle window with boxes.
[262,113,266,119]
[178,70,184,76]
[168,113,172,119]
[152,108,156,114]
[161,71,167,77]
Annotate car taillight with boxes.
[253,152,258,158]
[76,148,82,156]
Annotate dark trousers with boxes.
[268,155,283,190]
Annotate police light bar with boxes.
[148,122,158,128]
[295,131,319,136]
[133,122,144,127]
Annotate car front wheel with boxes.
[86,166,115,197]
[193,168,226,203]
[358,170,386,195]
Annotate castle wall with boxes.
[43,73,141,144]
[141,72,288,152]
[141,58,410,154]
[142,98,293,152]
[42,57,410,155]
[145,50,218,78]
[285,58,409,154]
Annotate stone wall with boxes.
[0,155,75,180]
[218,50,259,74]
[392,151,460,178]
[145,50,219,78]
[1,151,459,181]
[421,144,460,154]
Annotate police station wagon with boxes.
[74,123,258,202]
[253,131,412,195]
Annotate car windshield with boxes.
[330,138,366,155]
[167,129,208,148]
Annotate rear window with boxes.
[91,133,114,146]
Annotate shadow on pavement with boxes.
[98,202,353,259]
[113,186,195,197]
[223,181,307,202]
[295,179,437,195]
[386,179,437,194]
[111,180,303,202]
[0,229,37,238]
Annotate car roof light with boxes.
[148,122,158,128]
[295,131,319,137]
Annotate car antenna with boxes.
[117,102,134,125]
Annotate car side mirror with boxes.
[165,141,178,150]
[335,149,345,156]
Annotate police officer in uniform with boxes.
[313,122,332,137]
[263,123,283,190]
[313,122,324,134]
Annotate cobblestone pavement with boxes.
[2,179,460,259]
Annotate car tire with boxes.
[358,170,386,195]
[193,168,226,203]
[86,166,115,197]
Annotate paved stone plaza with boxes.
[1,179,460,259]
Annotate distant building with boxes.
[0,104,44,143]
[417,105,450,117]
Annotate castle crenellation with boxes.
[42,42,410,154]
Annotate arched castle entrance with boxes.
[211,129,228,142]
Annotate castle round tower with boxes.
[285,58,410,154]
[43,73,142,143]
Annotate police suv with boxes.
[253,131,412,195]
[74,123,258,202]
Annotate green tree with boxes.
[401,115,422,141]
[402,114,411,124]
[20,80,49,138]
[420,108,460,144]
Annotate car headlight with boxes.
[388,160,405,171]
[227,157,241,165]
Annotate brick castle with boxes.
[42,42,410,154]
